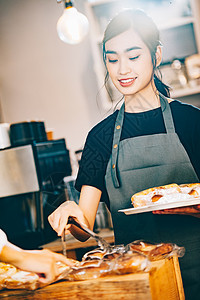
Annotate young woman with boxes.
[0,229,73,284]
[48,9,200,298]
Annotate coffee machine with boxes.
[0,122,72,249]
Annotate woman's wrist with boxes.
[0,229,8,254]
[0,243,24,267]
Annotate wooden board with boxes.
[0,256,185,300]
[149,256,185,300]
[0,273,152,300]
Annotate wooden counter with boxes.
[0,256,185,300]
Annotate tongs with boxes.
[61,216,111,256]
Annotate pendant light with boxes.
[56,0,89,45]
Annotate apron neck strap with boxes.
[110,102,125,188]
[160,93,175,134]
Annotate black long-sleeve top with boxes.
[75,100,200,207]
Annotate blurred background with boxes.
[0,0,200,152]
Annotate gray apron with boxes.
[105,94,200,299]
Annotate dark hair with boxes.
[102,9,170,98]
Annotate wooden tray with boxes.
[0,256,185,300]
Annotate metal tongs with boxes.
[61,216,111,256]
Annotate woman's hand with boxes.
[153,204,200,218]
[0,243,75,284]
[48,185,102,241]
[48,201,88,237]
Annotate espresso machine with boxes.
[0,121,72,249]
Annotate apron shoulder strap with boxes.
[160,94,176,134]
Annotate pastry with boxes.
[0,262,17,279]
[148,243,173,260]
[3,270,39,290]
[0,262,17,290]
[128,241,173,261]
[131,183,200,208]
[131,183,181,207]
[82,249,106,261]
[113,252,148,275]
[129,241,157,254]
[67,259,112,281]
[180,183,200,196]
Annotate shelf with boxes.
[95,16,195,43]
[171,85,200,98]
[95,17,195,37]
[157,16,195,30]
[88,0,118,6]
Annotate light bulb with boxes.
[57,3,89,45]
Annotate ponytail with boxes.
[154,75,171,98]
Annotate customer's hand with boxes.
[0,244,75,284]
[18,249,74,283]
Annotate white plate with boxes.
[118,197,200,215]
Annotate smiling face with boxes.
[105,28,158,98]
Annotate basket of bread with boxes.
[0,238,184,291]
